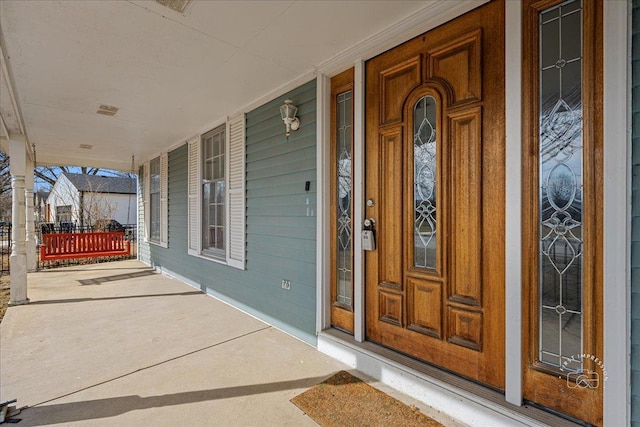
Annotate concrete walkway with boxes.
[0,260,458,426]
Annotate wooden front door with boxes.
[364,0,505,389]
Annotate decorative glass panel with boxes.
[413,95,437,269]
[538,0,583,370]
[336,90,352,306]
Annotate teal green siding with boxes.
[143,79,318,344]
[632,1,639,425]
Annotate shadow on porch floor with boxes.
[0,260,461,426]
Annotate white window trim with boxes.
[188,114,246,269]
[144,153,168,248]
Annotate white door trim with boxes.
[602,0,631,424]
[505,0,523,407]
[353,59,366,342]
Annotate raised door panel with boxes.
[449,107,482,306]
[380,56,422,125]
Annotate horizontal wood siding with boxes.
[145,79,318,344]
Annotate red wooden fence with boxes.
[40,231,131,261]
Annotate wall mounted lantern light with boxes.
[280,99,300,139]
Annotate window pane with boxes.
[57,205,72,223]
[541,18,559,69]
[209,227,217,249]
[336,89,352,306]
[209,205,216,226]
[216,181,225,204]
[150,193,160,240]
[149,157,161,241]
[204,158,213,181]
[560,9,581,62]
[216,227,224,249]
[539,0,583,370]
[201,125,226,255]
[414,95,437,270]
[204,136,212,160]
[213,157,221,181]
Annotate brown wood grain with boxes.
[365,0,505,389]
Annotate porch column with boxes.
[25,158,36,272]
[9,136,28,305]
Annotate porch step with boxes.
[318,329,581,427]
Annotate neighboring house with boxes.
[34,190,49,223]
[47,173,136,228]
[0,1,633,426]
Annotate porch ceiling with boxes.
[0,0,427,172]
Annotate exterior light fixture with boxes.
[279,99,300,139]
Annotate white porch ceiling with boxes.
[0,0,430,171]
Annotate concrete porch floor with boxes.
[0,260,461,426]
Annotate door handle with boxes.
[362,218,376,251]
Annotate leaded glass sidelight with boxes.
[336,90,353,306]
[538,0,583,371]
[414,95,437,269]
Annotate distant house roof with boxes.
[36,189,50,200]
[63,172,136,195]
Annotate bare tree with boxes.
[0,152,11,221]
[80,190,117,229]
[0,152,10,196]
[35,165,132,190]
[548,172,574,208]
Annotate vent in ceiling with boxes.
[96,104,118,117]
[156,0,192,14]
[79,144,93,149]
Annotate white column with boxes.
[25,158,36,272]
[9,136,28,305]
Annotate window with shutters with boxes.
[144,153,168,247]
[187,114,246,269]
[149,157,161,242]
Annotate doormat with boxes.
[291,371,443,427]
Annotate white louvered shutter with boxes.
[138,166,145,243]
[227,113,246,269]
[187,136,201,255]
[160,152,168,246]
[143,162,151,242]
